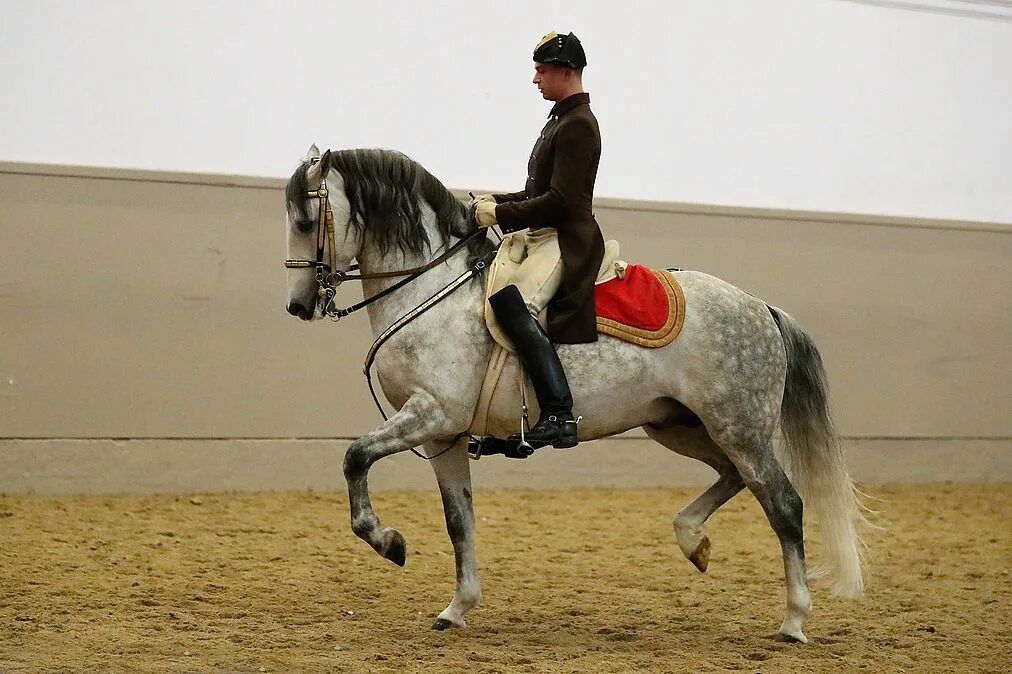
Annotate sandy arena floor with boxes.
[1,484,1009,673]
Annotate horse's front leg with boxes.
[343,393,448,565]
[428,438,480,630]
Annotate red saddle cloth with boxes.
[594,264,686,348]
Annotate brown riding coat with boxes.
[494,92,605,344]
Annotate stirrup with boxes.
[516,409,534,456]
[466,435,536,461]
[465,405,541,460]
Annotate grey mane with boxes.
[286,149,494,265]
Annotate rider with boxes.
[472,31,605,449]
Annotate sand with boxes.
[1,484,1009,673]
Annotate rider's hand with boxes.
[475,201,498,228]
[469,193,496,209]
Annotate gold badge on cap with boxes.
[536,31,558,49]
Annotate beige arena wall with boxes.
[1,162,1009,494]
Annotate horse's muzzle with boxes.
[287,300,314,321]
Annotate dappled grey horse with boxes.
[283,145,866,643]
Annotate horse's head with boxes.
[284,144,362,320]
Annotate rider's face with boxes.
[532,62,568,101]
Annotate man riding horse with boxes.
[283,43,865,633]
[472,31,605,450]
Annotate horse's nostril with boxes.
[287,301,308,318]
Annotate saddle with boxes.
[484,233,628,352]
[468,237,687,448]
[483,234,685,351]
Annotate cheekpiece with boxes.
[533,31,587,69]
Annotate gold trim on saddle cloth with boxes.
[595,270,686,348]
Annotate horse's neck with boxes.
[358,233,472,340]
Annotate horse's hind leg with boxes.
[714,434,812,643]
[643,423,744,572]
[428,438,481,631]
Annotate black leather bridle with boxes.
[284,160,342,316]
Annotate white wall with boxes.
[2,0,1010,223]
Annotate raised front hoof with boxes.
[776,629,808,644]
[688,535,711,573]
[380,528,407,567]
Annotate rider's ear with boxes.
[305,144,321,161]
[320,149,333,173]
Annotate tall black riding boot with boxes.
[488,284,579,449]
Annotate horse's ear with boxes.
[320,149,333,172]
[305,144,321,161]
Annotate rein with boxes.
[324,231,488,321]
[358,248,492,461]
[364,250,493,421]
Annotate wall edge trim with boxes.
[2,160,1009,234]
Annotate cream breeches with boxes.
[507,228,564,315]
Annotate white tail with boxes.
[769,306,866,598]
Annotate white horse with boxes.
[283,146,866,643]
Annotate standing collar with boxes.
[548,92,590,119]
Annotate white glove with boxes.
[469,193,496,209]
[475,200,498,228]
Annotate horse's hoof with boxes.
[431,618,454,631]
[381,528,407,567]
[689,535,711,573]
[777,629,808,644]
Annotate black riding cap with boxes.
[533,31,587,69]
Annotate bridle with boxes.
[284,158,487,321]
[283,159,342,316]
